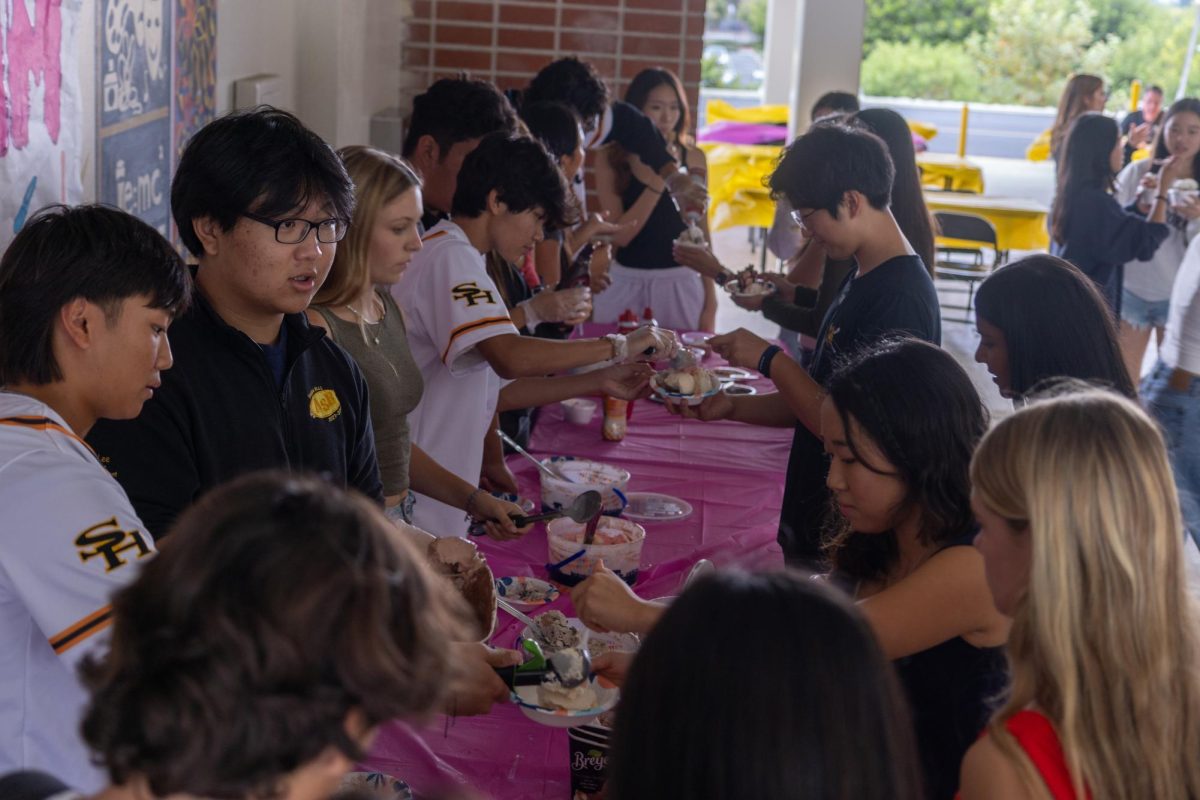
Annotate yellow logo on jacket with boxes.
[308,387,342,421]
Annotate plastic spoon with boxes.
[497,429,572,482]
[510,491,602,527]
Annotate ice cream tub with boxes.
[540,456,631,516]
[546,515,645,586]
[568,723,611,798]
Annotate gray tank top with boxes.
[314,290,424,495]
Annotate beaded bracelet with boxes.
[464,487,485,520]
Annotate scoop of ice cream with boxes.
[538,680,598,711]
[535,610,581,651]
[553,647,588,684]
[674,223,707,248]
[428,537,497,641]
[1174,178,1199,191]
[659,366,719,397]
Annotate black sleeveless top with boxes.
[614,147,688,270]
[893,530,1008,800]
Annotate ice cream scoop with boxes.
[509,490,602,527]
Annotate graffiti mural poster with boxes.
[0,0,85,250]
[172,0,215,243]
[98,0,172,235]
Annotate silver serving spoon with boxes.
[497,429,572,482]
[510,490,602,527]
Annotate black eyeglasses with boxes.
[242,211,349,244]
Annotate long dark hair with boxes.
[1051,112,1119,245]
[1152,97,1200,179]
[975,254,1136,399]
[610,68,692,195]
[822,338,986,583]
[1051,74,1105,160]
[609,571,923,800]
[624,67,691,147]
[851,108,937,273]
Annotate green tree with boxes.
[968,0,1113,105]
[861,41,983,100]
[1106,4,1198,104]
[864,0,990,54]
[737,0,767,41]
[1087,0,1146,43]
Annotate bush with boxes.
[861,41,982,101]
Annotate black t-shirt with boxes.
[778,254,941,566]
[0,771,78,800]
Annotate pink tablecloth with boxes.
[364,349,791,799]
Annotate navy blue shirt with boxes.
[779,254,941,565]
[1052,186,1170,313]
[88,288,383,539]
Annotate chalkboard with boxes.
[99,115,171,236]
[98,0,173,128]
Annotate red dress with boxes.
[1003,710,1089,799]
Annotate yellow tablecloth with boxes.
[699,141,986,233]
[697,142,780,232]
[925,191,1050,252]
[916,153,984,193]
[704,100,938,139]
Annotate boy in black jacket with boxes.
[88,107,383,540]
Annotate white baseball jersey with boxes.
[0,392,156,791]
[391,220,519,537]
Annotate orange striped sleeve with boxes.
[441,316,516,364]
[0,417,94,454]
[49,606,114,654]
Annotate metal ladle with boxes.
[509,490,602,527]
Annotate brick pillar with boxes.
[401,0,706,136]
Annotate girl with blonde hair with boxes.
[311,146,650,536]
[310,146,523,535]
[962,387,1200,799]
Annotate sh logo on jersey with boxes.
[75,518,152,572]
[451,281,496,307]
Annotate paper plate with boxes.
[725,281,776,298]
[650,373,721,406]
[621,492,694,522]
[511,680,619,728]
[495,576,560,609]
[711,366,755,382]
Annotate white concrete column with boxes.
[762,0,800,106]
[295,0,403,148]
[788,0,866,137]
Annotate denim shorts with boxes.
[1142,360,1200,548]
[1121,289,1172,329]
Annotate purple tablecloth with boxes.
[363,347,791,799]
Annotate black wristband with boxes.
[714,271,732,286]
[758,344,782,378]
